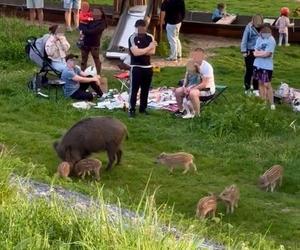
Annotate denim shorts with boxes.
[26,0,44,9]
[64,0,81,10]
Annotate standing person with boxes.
[64,0,81,32]
[45,25,70,72]
[26,0,44,25]
[253,25,276,110]
[241,14,264,96]
[275,7,295,46]
[80,8,107,75]
[175,48,215,119]
[128,19,157,118]
[61,54,104,101]
[160,0,185,61]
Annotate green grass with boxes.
[85,0,300,17]
[1,17,300,249]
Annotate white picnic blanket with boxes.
[94,88,177,110]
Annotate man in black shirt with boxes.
[160,0,185,61]
[128,19,157,118]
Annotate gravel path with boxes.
[9,174,225,250]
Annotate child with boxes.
[275,7,294,46]
[182,60,201,118]
[79,1,93,24]
[253,24,276,110]
[212,3,226,23]
[77,1,93,48]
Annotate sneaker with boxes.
[253,90,260,97]
[128,111,136,118]
[182,113,195,119]
[66,26,73,32]
[285,43,290,47]
[174,110,184,117]
[139,110,150,115]
[165,57,177,61]
[270,104,276,110]
[244,90,252,96]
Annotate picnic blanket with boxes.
[93,87,177,111]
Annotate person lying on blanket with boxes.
[174,48,216,119]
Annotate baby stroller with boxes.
[25,35,63,98]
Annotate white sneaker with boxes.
[270,104,276,110]
[244,90,252,96]
[253,90,260,97]
[182,113,195,119]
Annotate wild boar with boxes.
[219,184,240,214]
[196,194,217,219]
[73,158,101,181]
[57,161,71,178]
[54,117,128,170]
[155,152,197,174]
[258,165,283,192]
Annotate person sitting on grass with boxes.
[174,48,216,119]
[212,3,226,23]
[61,54,104,101]
[253,24,276,110]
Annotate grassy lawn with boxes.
[1,17,300,248]
[86,0,300,17]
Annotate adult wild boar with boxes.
[54,117,128,170]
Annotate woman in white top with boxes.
[45,25,70,72]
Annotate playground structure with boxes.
[106,0,162,58]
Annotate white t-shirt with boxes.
[197,60,215,96]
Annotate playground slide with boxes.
[105,5,148,59]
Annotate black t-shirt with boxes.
[128,33,153,67]
[161,0,185,25]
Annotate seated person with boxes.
[212,3,226,23]
[45,25,70,72]
[175,48,216,119]
[61,54,104,101]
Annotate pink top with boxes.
[275,16,292,34]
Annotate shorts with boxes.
[64,0,81,10]
[253,67,273,84]
[26,0,44,9]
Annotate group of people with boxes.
[27,0,297,117]
[241,7,294,111]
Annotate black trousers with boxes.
[71,82,103,101]
[244,51,258,91]
[129,67,153,112]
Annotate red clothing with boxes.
[79,11,93,23]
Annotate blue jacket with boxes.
[240,23,260,52]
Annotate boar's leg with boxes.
[94,168,100,181]
[106,147,117,170]
[116,149,123,165]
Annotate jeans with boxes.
[166,23,182,59]
[71,82,102,101]
[244,51,258,91]
[81,46,102,74]
[51,60,66,72]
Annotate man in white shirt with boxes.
[175,48,216,118]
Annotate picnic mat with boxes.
[93,87,178,111]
